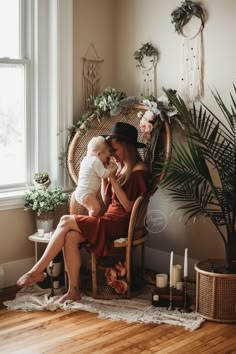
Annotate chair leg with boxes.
[126,247,131,298]
[91,253,97,298]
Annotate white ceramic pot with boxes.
[36,212,54,233]
[33,178,51,190]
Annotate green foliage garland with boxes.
[133,42,158,68]
[171,0,205,34]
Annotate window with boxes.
[0,0,32,190]
[0,0,73,210]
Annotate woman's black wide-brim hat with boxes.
[104,122,146,148]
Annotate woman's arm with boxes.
[101,178,109,205]
[109,176,133,213]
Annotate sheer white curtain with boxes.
[36,0,73,189]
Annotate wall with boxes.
[73,0,116,118]
[112,0,236,274]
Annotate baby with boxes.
[75,136,114,216]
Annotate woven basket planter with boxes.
[195,259,236,323]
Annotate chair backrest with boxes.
[67,105,171,198]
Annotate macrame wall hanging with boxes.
[82,43,103,108]
[171,0,206,102]
[134,43,159,98]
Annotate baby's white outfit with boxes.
[75,155,110,204]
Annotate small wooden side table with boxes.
[28,232,53,263]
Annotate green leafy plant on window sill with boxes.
[24,187,69,216]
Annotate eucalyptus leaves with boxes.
[171,0,205,34]
[69,88,137,136]
[133,42,159,68]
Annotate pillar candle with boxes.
[184,248,188,277]
[169,251,173,287]
[156,273,168,288]
[172,264,182,287]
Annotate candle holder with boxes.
[178,276,192,313]
[48,263,54,298]
[167,286,175,311]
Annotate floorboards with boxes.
[0,286,236,354]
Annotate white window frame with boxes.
[0,0,73,211]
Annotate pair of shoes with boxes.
[17,272,45,288]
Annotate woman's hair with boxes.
[112,138,142,186]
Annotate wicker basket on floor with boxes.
[195,259,236,323]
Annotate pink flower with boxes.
[144,132,152,140]
[112,279,128,294]
[143,110,155,122]
[105,267,117,286]
[139,117,153,134]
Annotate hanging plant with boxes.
[133,42,159,68]
[171,0,205,34]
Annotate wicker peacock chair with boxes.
[66,104,171,299]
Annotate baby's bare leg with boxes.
[82,193,101,217]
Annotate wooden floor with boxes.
[1,287,236,354]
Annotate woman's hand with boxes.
[107,160,118,178]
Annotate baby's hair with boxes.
[87,136,109,155]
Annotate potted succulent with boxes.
[24,186,69,232]
[161,87,236,322]
[33,172,51,189]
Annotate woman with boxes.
[17,122,149,303]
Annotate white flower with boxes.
[143,110,155,122]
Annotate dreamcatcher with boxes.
[171,0,206,102]
[134,43,159,98]
[82,43,103,108]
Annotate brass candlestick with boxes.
[48,263,54,298]
[179,276,192,313]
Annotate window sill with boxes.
[0,190,25,211]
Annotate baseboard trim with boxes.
[1,258,35,288]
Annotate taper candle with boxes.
[169,251,173,286]
[184,248,188,277]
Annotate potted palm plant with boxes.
[161,87,236,322]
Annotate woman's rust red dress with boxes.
[74,170,148,256]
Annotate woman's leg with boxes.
[17,215,82,287]
[58,230,85,303]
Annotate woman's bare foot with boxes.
[17,271,46,288]
[58,288,81,303]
